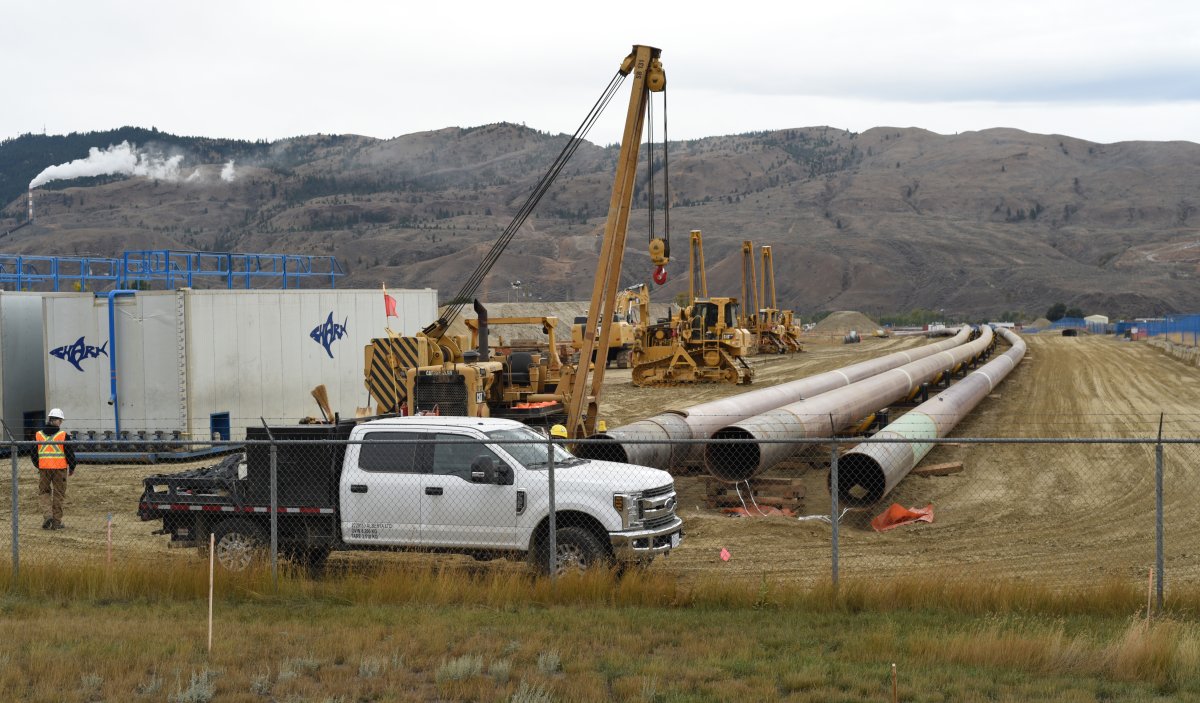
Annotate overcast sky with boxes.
[5,0,1199,147]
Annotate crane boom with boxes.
[688,229,707,303]
[740,240,758,330]
[761,245,777,312]
[566,45,667,438]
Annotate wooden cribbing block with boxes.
[911,461,964,477]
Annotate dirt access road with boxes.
[5,333,1198,590]
[653,332,1200,589]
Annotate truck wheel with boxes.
[550,525,609,575]
[212,518,266,572]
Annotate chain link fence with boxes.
[1,426,1194,607]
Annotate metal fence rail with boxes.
[1,432,1192,608]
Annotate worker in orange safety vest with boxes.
[32,408,76,530]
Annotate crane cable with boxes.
[432,69,628,333]
[662,88,670,261]
[647,92,655,249]
[645,89,671,269]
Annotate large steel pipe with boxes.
[837,327,1025,505]
[705,326,994,482]
[579,327,973,468]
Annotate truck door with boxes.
[421,432,520,548]
[340,431,431,546]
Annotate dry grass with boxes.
[1,561,1199,701]
[4,558,1200,616]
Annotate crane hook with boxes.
[652,266,668,285]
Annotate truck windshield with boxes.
[485,427,579,468]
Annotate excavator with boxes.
[364,45,671,437]
[630,230,754,386]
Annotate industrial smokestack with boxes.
[27,189,33,223]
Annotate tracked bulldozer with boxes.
[630,230,754,386]
[750,245,802,354]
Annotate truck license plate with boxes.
[670,532,680,548]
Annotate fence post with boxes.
[547,434,556,579]
[10,440,18,582]
[830,441,840,592]
[1155,418,1164,611]
[270,442,278,588]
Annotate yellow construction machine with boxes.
[754,245,803,353]
[364,45,672,436]
[569,283,648,368]
[739,240,760,350]
[630,230,754,386]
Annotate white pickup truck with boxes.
[139,417,683,574]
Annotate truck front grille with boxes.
[640,484,678,527]
[643,484,674,498]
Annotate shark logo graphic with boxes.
[50,336,109,372]
[310,312,349,358]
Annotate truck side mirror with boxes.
[470,456,496,484]
[495,463,513,485]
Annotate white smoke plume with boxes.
[29,141,188,188]
[220,160,237,182]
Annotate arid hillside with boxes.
[2,124,1199,318]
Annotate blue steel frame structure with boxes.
[0,250,344,291]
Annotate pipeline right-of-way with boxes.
[579,326,974,469]
[704,326,995,482]
[836,326,1026,506]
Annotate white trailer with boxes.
[0,292,48,441]
[42,288,437,440]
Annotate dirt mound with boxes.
[810,310,879,335]
[1029,317,1053,329]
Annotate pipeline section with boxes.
[704,326,995,482]
[579,326,974,469]
[836,327,1026,506]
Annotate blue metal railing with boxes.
[0,250,344,291]
[0,255,122,291]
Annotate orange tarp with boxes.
[870,503,934,532]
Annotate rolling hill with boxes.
[2,123,1198,320]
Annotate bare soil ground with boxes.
[5,333,1198,591]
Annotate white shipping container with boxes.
[0,292,48,440]
[43,288,437,439]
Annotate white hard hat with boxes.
[48,408,65,421]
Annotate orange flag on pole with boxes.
[382,283,398,319]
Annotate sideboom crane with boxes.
[566,45,668,437]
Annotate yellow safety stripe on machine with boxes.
[35,430,69,469]
[365,336,422,412]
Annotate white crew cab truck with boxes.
[139,417,683,573]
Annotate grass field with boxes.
[2,562,1198,702]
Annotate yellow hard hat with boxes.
[550,424,568,439]
[597,420,607,432]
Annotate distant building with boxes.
[1084,314,1109,334]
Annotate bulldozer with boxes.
[630,230,754,386]
[364,45,673,437]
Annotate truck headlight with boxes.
[613,492,643,528]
